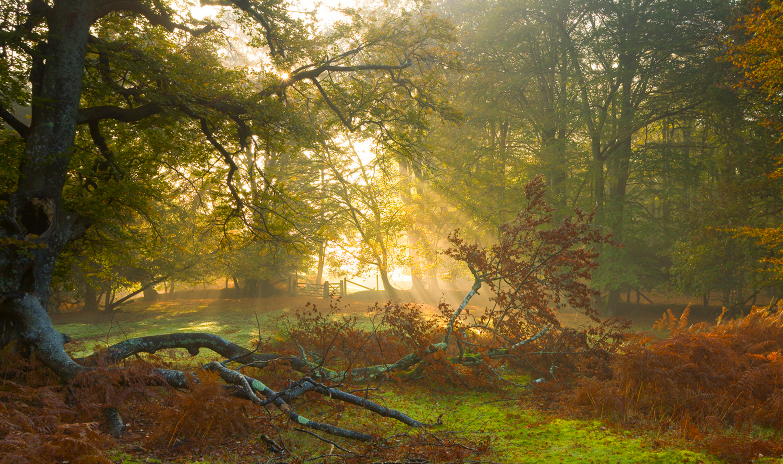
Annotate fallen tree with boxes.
[96,178,620,430]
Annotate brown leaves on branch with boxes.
[446,175,614,334]
[443,176,625,380]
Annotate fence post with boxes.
[340,279,346,298]
[288,275,292,294]
[292,273,297,295]
[323,281,329,299]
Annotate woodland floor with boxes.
[49,294,778,464]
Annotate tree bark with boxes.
[1,0,94,350]
[315,241,326,286]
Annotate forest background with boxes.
[3,0,780,316]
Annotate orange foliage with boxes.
[729,0,783,102]
[272,300,443,369]
[144,370,268,450]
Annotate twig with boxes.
[294,427,356,454]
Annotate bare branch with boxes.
[87,121,124,178]
[81,332,310,371]
[293,427,356,454]
[443,266,482,346]
[197,117,244,210]
[206,361,376,440]
[311,78,355,131]
[0,107,29,139]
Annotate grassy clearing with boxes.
[51,294,685,354]
[53,296,332,356]
[362,387,720,463]
[51,297,751,463]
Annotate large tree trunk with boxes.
[1,1,94,351]
[604,47,635,317]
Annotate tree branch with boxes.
[79,329,423,441]
[96,51,142,97]
[0,107,29,139]
[105,273,173,311]
[81,332,309,371]
[256,60,413,100]
[77,103,162,124]
[443,266,482,346]
[93,0,217,36]
[88,121,124,180]
[284,377,426,427]
[201,0,282,57]
[205,361,376,440]
[197,117,244,210]
[310,78,355,131]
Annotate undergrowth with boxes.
[0,322,488,463]
[0,345,110,464]
[6,298,783,463]
[572,303,783,463]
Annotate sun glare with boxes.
[190,3,219,21]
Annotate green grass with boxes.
[51,297,769,463]
[52,296,323,357]
[359,387,720,463]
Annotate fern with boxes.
[572,305,783,461]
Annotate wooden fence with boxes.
[286,276,378,298]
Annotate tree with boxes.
[729,0,783,106]
[319,137,409,294]
[709,0,783,306]
[443,176,614,349]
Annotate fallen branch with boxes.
[82,332,311,372]
[205,361,377,440]
[488,324,553,357]
[282,377,426,427]
[81,331,426,440]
